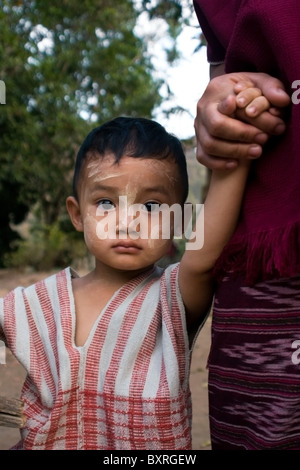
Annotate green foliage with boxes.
[4,219,88,271]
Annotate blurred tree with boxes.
[0,0,193,267]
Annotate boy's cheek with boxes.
[83,213,113,241]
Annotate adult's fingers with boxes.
[235,107,286,135]
[198,103,269,144]
[194,123,263,170]
[195,145,262,171]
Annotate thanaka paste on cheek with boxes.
[83,212,101,242]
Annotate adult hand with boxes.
[194,72,291,170]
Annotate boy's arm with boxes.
[179,161,250,333]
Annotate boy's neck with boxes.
[85,262,156,287]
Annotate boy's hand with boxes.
[194,72,291,170]
[234,82,286,130]
[236,85,271,117]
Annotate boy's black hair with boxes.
[72,116,189,203]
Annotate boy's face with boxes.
[67,153,184,273]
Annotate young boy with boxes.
[1,107,259,449]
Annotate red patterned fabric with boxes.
[194,0,300,284]
[0,266,194,450]
[208,274,300,449]
[193,0,300,450]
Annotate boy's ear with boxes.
[66,196,84,232]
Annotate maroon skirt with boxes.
[208,274,300,450]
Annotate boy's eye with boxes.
[97,199,115,211]
[142,202,161,212]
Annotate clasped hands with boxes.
[194,71,291,170]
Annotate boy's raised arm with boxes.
[179,161,250,333]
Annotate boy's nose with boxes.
[116,196,139,236]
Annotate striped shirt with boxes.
[0,264,195,450]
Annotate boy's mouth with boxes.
[112,241,142,253]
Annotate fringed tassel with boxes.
[213,221,300,285]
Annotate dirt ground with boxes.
[0,268,212,451]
